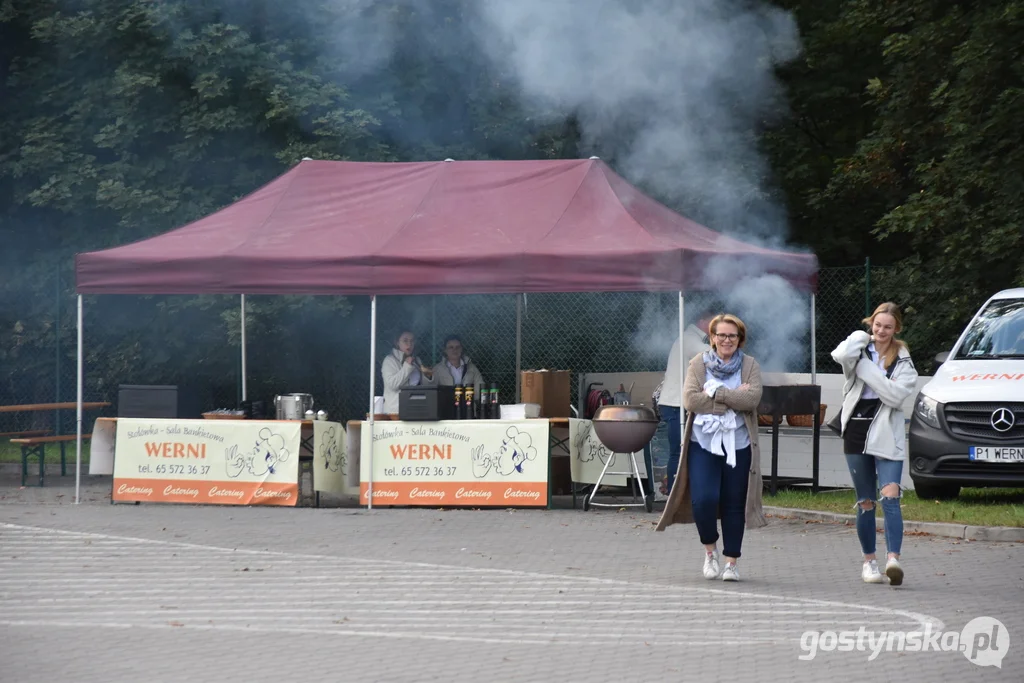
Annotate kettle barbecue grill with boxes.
[583,403,659,512]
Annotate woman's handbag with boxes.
[825,411,843,437]
[842,398,881,454]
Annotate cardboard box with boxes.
[521,370,571,418]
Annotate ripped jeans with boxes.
[845,453,904,556]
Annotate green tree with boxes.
[824,1,1024,364]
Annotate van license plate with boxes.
[970,446,1024,462]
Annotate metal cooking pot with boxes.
[275,393,314,420]
[591,404,659,453]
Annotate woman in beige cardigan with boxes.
[656,313,766,582]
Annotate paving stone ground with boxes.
[0,474,1021,682]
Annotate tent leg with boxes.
[367,295,377,511]
[810,293,817,384]
[678,292,685,401]
[240,294,248,401]
[75,295,83,505]
[515,294,522,402]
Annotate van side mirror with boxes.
[934,351,950,364]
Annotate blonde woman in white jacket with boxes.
[831,302,918,586]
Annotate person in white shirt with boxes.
[658,308,713,495]
[381,330,433,414]
[432,335,484,393]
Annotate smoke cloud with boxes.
[475,0,810,371]
[476,0,800,244]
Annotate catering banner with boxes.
[569,418,649,486]
[112,418,301,506]
[313,420,356,495]
[359,420,550,507]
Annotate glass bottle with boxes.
[453,384,464,420]
[490,381,500,418]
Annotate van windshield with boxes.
[954,298,1024,359]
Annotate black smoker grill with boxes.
[758,384,822,494]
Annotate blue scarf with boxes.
[703,349,744,381]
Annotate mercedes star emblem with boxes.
[990,407,1016,433]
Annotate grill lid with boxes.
[592,404,658,423]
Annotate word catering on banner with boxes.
[112,418,302,506]
[360,420,550,507]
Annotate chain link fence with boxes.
[0,263,952,440]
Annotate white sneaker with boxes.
[885,557,904,586]
[702,550,720,579]
[862,559,883,584]
[722,562,740,582]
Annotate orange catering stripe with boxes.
[112,478,298,506]
[359,481,547,507]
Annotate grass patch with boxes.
[0,441,91,464]
[765,487,1024,528]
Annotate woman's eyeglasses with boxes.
[714,333,739,341]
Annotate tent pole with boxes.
[240,294,247,401]
[75,295,83,505]
[515,294,522,402]
[678,292,685,410]
[367,295,377,511]
[810,293,817,384]
[55,265,61,442]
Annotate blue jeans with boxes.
[687,440,752,559]
[661,405,681,492]
[845,452,904,556]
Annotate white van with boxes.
[909,288,1024,498]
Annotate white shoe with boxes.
[862,559,883,584]
[885,557,904,586]
[702,550,720,579]
[722,562,740,582]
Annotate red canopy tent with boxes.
[71,158,819,506]
[76,158,816,295]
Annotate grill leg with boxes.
[770,416,780,496]
[812,410,821,493]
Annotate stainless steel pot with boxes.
[591,404,659,453]
[275,393,314,420]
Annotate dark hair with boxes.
[393,329,415,350]
[442,335,464,351]
[697,302,724,321]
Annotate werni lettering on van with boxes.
[951,374,1024,382]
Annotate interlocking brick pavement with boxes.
[0,474,1020,682]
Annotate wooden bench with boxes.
[11,434,92,487]
[0,429,51,439]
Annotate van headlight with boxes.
[914,394,940,428]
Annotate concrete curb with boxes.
[764,505,1024,543]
